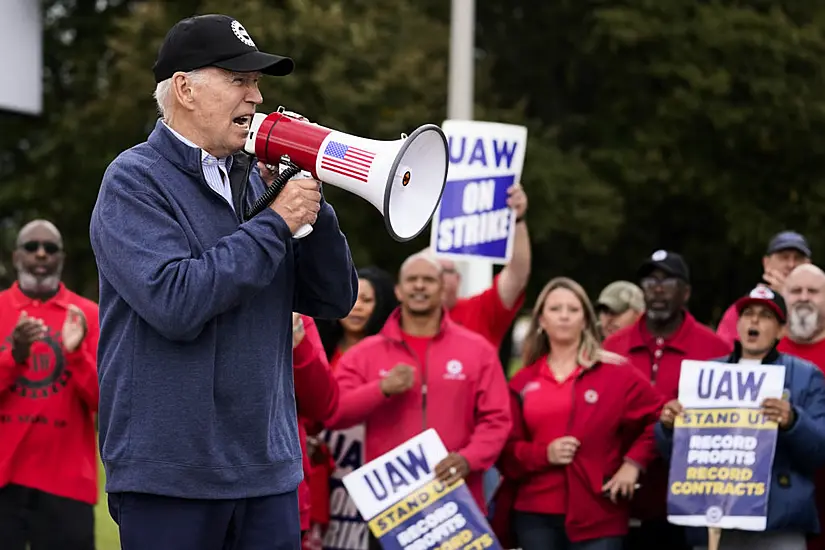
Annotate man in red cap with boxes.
[657,285,825,550]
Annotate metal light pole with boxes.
[447,0,492,298]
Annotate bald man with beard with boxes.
[778,264,825,550]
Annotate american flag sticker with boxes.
[320,141,376,183]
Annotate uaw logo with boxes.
[443,359,466,381]
[521,380,540,398]
[705,505,724,524]
[3,329,69,400]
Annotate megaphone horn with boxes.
[243,107,448,242]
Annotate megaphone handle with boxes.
[293,224,314,239]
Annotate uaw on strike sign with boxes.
[666,360,785,531]
[343,429,502,550]
[429,121,528,264]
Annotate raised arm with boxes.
[90,164,293,342]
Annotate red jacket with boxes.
[449,273,526,349]
[294,315,339,531]
[0,283,100,504]
[493,354,664,543]
[601,311,731,521]
[326,308,511,512]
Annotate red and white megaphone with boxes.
[243,107,448,242]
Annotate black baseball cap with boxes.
[152,14,295,83]
[766,230,811,258]
[734,286,787,324]
[637,250,690,283]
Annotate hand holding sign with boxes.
[761,397,794,428]
[506,183,527,220]
[660,399,684,429]
[547,436,580,465]
[380,364,416,396]
[434,452,470,486]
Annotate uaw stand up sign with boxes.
[429,120,528,264]
[666,360,785,531]
[343,429,502,550]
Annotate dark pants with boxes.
[623,520,689,550]
[513,511,624,550]
[0,483,95,550]
[109,490,300,550]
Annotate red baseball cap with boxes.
[734,286,787,323]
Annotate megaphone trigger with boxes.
[243,110,449,242]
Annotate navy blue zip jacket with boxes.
[89,120,357,499]
[655,342,825,537]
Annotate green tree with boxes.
[477,1,825,322]
[0,0,621,306]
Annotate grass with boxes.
[94,459,120,549]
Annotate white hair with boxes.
[152,68,209,118]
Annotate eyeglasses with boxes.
[20,241,61,255]
[640,277,680,291]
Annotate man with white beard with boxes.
[778,264,825,550]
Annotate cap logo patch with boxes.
[652,250,667,261]
[231,20,256,48]
[750,287,774,299]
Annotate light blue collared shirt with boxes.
[163,122,235,212]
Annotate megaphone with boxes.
[243,107,449,242]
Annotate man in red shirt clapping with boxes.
[0,220,100,550]
[326,251,512,550]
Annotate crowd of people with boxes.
[2,11,825,550]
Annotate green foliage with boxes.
[3,1,825,325]
[477,0,825,322]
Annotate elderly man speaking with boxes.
[89,14,357,550]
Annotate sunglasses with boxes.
[20,241,61,255]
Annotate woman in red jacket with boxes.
[493,277,664,550]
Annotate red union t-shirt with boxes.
[0,282,100,505]
[448,273,525,349]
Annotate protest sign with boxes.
[342,429,502,550]
[321,425,369,550]
[666,360,786,531]
[429,120,528,264]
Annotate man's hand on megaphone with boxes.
[257,161,277,186]
[269,178,322,234]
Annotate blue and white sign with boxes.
[343,429,502,550]
[429,121,528,264]
[666,360,785,531]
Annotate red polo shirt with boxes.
[449,273,525,349]
[0,283,100,505]
[602,311,731,521]
[513,364,580,515]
